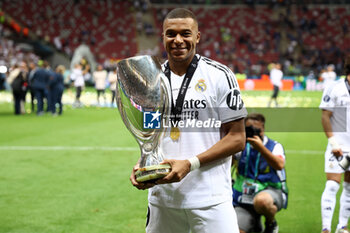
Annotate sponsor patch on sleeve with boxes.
[226,89,243,110]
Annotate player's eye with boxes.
[166,31,176,37]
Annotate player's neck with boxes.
[168,55,194,76]
[347,75,350,83]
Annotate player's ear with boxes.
[196,31,200,44]
[162,32,166,47]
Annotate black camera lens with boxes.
[245,125,261,138]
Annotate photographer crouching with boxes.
[232,113,288,233]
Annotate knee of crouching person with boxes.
[253,192,271,210]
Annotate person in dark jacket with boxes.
[27,62,37,112]
[7,62,28,115]
[48,65,65,115]
[31,62,50,115]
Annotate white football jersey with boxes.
[319,79,350,150]
[321,71,337,89]
[148,55,247,208]
[270,68,283,88]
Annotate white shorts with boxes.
[324,145,350,173]
[146,201,239,233]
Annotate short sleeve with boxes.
[272,142,285,161]
[319,85,335,112]
[216,68,247,123]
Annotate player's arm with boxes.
[197,118,245,164]
[321,109,342,156]
[322,109,334,138]
[157,118,245,184]
[247,136,284,170]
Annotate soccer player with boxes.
[320,55,350,233]
[130,8,247,233]
[232,113,287,233]
[268,63,283,108]
[321,64,337,90]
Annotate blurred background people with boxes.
[31,61,50,115]
[321,64,337,90]
[70,63,85,108]
[48,65,65,116]
[27,62,38,113]
[7,62,28,115]
[108,68,118,108]
[268,63,283,107]
[92,64,107,106]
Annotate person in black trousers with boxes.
[8,62,27,115]
[31,62,50,115]
[49,65,65,115]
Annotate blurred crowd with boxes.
[1,1,350,116]
[1,49,119,115]
[153,4,350,78]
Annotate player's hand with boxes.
[332,148,343,157]
[156,159,191,184]
[247,135,264,151]
[130,164,156,190]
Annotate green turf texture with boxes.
[0,90,345,232]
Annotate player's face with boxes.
[163,17,200,63]
[245,119,265,138]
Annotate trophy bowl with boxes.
[116,55,171,183]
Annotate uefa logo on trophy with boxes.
[116,55,171,182]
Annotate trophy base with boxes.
[135,164,171,183]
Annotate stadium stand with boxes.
[0,0,137,61]
[0,1,349,79]
[153,4,350,77]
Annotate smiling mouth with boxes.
[172,47,186,50]
[172,48,187,54]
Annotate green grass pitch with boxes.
[0,90,345,232]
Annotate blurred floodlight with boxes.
[0,65,7,73]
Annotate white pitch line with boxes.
[286,149,323,155]
[0,146,139,151]
[0,146,323,154]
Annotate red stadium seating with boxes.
[1,0,137,61]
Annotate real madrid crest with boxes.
[195,79,207,93]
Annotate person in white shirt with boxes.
[93,64,108,106]
[129,8,247,233]
[321,64,337,90]
[320,56,350,233]
[70,63,85,107]
[268,63,283,107]
[108,68,118,107]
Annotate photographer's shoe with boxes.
[264,220,279,233]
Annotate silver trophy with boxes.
[116,55,171,183]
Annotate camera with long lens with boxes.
[339,152,350,170]
[245,125,262,139]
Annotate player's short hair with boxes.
[345,55,350,75]
[245,113,266,125]
[164,8,198,25]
